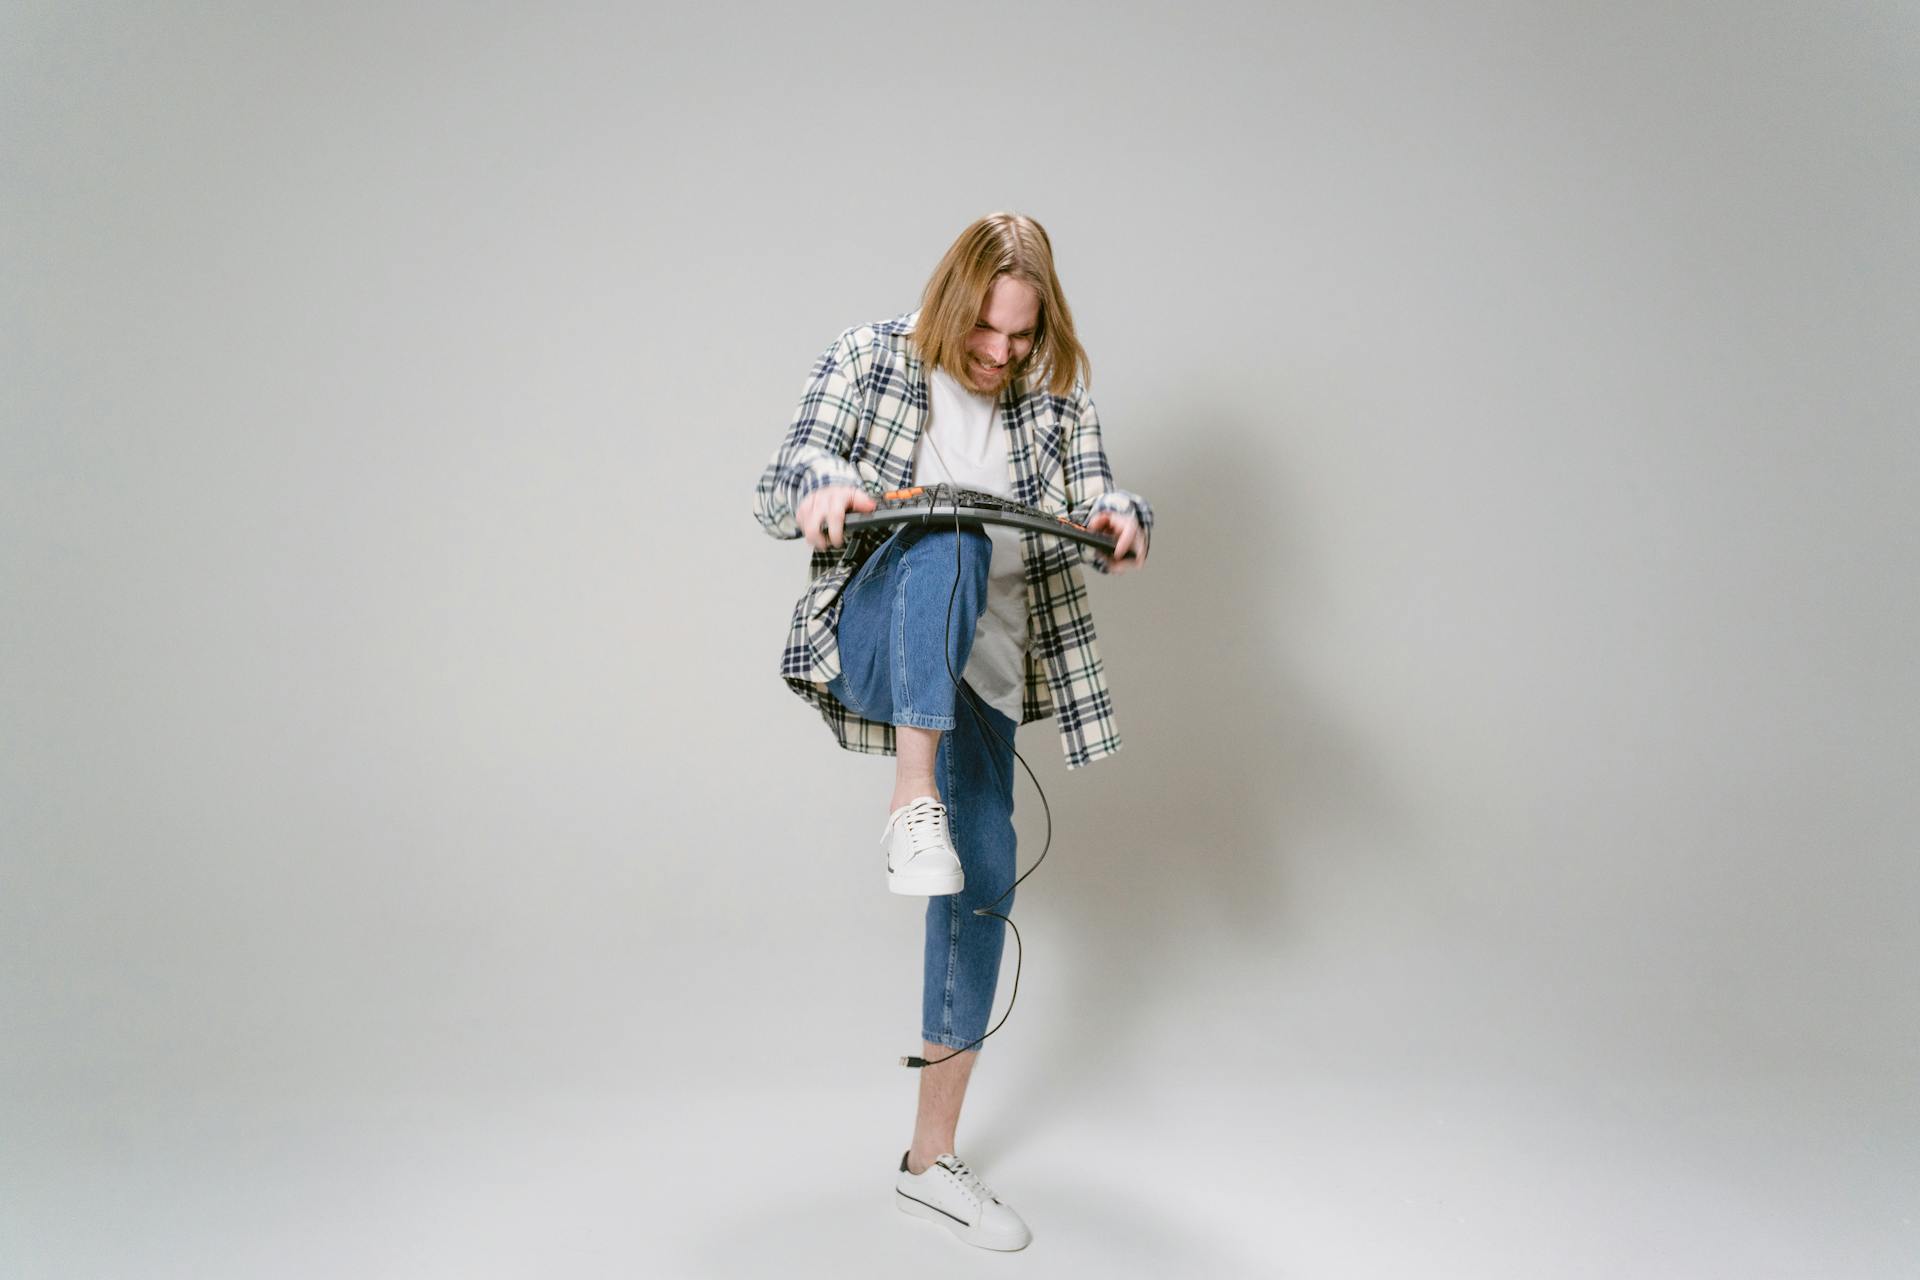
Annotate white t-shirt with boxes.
[913,364,1029,723]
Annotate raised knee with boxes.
[909,527,992,575]
[915,525,990,548]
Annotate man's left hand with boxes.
[1087,511,1148,575]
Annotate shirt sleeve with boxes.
[1062,382,1154,574]
[751,330,873,540]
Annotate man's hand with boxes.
[797,485,877,551]
[1087,510,1148,575]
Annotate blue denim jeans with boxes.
[827,525,1018,1052]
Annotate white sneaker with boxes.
[894,1150,1032,1251]
[882,796,963,896]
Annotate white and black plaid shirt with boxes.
[752,311,1154,770]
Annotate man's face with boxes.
[962,275,1041,394]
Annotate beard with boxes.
[965,352,1020,393]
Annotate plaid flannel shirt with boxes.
[751,310,1153,770]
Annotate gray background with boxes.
[5,2,1915,1277]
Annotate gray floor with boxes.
[9,976,1912,1279]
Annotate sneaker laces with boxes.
[934,1155,997,1206]
[898,799,951,860]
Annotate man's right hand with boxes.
[797,485,878,551]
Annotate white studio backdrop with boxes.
[4,2,1915,1277]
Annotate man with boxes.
[750,212,1152,1251]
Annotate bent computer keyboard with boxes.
[839,484,1123,556]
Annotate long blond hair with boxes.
[910,212,1090,398]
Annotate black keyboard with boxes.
[841,484,1121,555]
